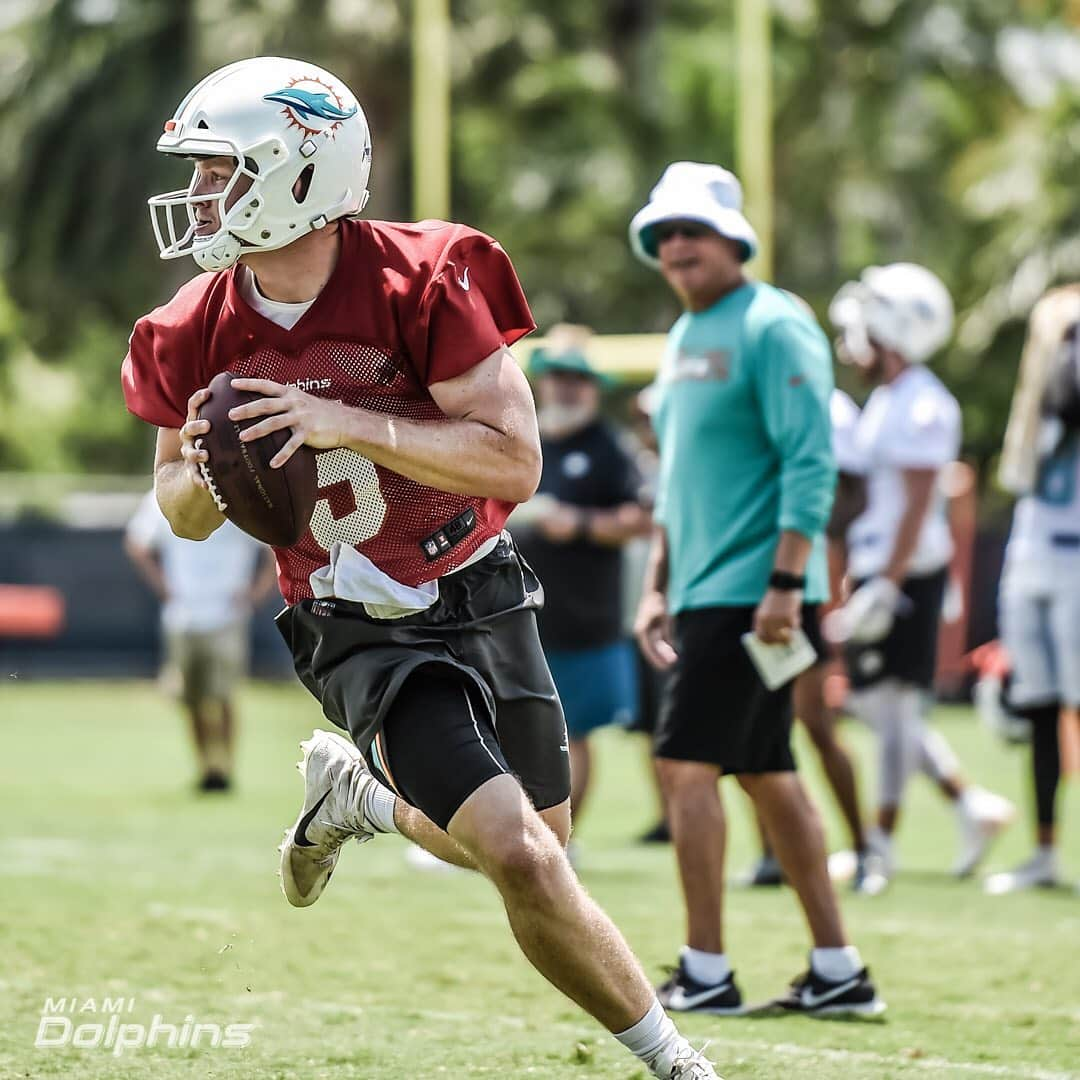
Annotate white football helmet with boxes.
[149,56,372,271]
[829,263,954,365]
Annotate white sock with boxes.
[614,999,685,1077]
[680,946,731,986]
[361,781,399,834]
[810,946,863,982]
[1035,845,1057,867]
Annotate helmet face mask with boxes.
[148,57,372,272]
[150,152,268,272]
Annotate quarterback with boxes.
[120,57,718,1079]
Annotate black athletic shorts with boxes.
[275,537,570,830]
[844,568,947,691]
[654,604,821,774]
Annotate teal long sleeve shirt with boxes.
[652,281,836,613]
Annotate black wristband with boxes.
[768,570,806,591]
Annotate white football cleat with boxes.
[278,729,375,908]
[954,787,1016,878]
[984,849,1060,895]
[661,1041,722,1079]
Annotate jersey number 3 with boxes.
[309,447,387,549]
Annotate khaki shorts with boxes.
[163,623,249,706]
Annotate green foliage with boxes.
[0,1,1078,473]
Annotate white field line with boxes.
[717,1039,1078,1080]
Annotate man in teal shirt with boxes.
[630,161,883,1017]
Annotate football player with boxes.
[826,264,1014,888]
[988,285,1080,894]
[121,58,718,1080]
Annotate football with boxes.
[196,371,318,547]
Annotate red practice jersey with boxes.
[122,219,536,604]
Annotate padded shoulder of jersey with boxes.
[359,219,503,290]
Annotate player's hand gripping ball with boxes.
[196,371,318,546]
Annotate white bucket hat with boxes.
[629,161,758,267]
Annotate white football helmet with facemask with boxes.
[149,56,372,272]
[829,263,954,367]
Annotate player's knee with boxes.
[804,719,836,754]
[481,827,562,900]
[656,758,716,796]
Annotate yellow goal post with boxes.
[510,332,666,387]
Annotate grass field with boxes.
[2,679,1079,1079]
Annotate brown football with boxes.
[196,371,318,547]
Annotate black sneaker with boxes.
[736,854,784,887]
[198,771,232,793]
[774,966,886,1017]
[657,958,744,1015]
[638,820,671,845]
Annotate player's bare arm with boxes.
[754,529,812,644]
[584,502,652,546]
[123,534,169,601]
[635,525,677,670]
[153,388,226,541]
[826,471,867,541]
[229,346,542,504]
[537,500,649,546]
[881,467,937,585]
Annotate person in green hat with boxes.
[514,325,651,847]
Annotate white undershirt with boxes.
[237,265,315,329]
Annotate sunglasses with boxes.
[652,220,713,244]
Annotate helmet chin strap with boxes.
[192,230,244,271]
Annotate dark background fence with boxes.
[0,522,294,680]
[1,521,1011,687]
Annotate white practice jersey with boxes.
[126,492,266,633]
[831,389,862,472]
[845,365,960,580]
[1001,424,1080,595]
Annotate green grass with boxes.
[2,680,1079,1078]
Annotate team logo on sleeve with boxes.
[263,76,358,138]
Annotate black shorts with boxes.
[844,568,947,691]
[275,537,570,830]
[655,604,821,774]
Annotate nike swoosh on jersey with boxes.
[798,975,861,1009]
[294,789,332,848]
[457,266,470,291]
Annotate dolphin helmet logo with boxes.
[264,75,358,138]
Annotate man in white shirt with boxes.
[826,264,1014,889]
[988,286,1080,894]
[125,491,276,790]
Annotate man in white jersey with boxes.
[987,286,1080,894]
[125,491,276,790]
[826,264,1014,888]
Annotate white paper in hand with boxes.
[740,628,818,691]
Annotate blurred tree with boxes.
[0,0,1077,477]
